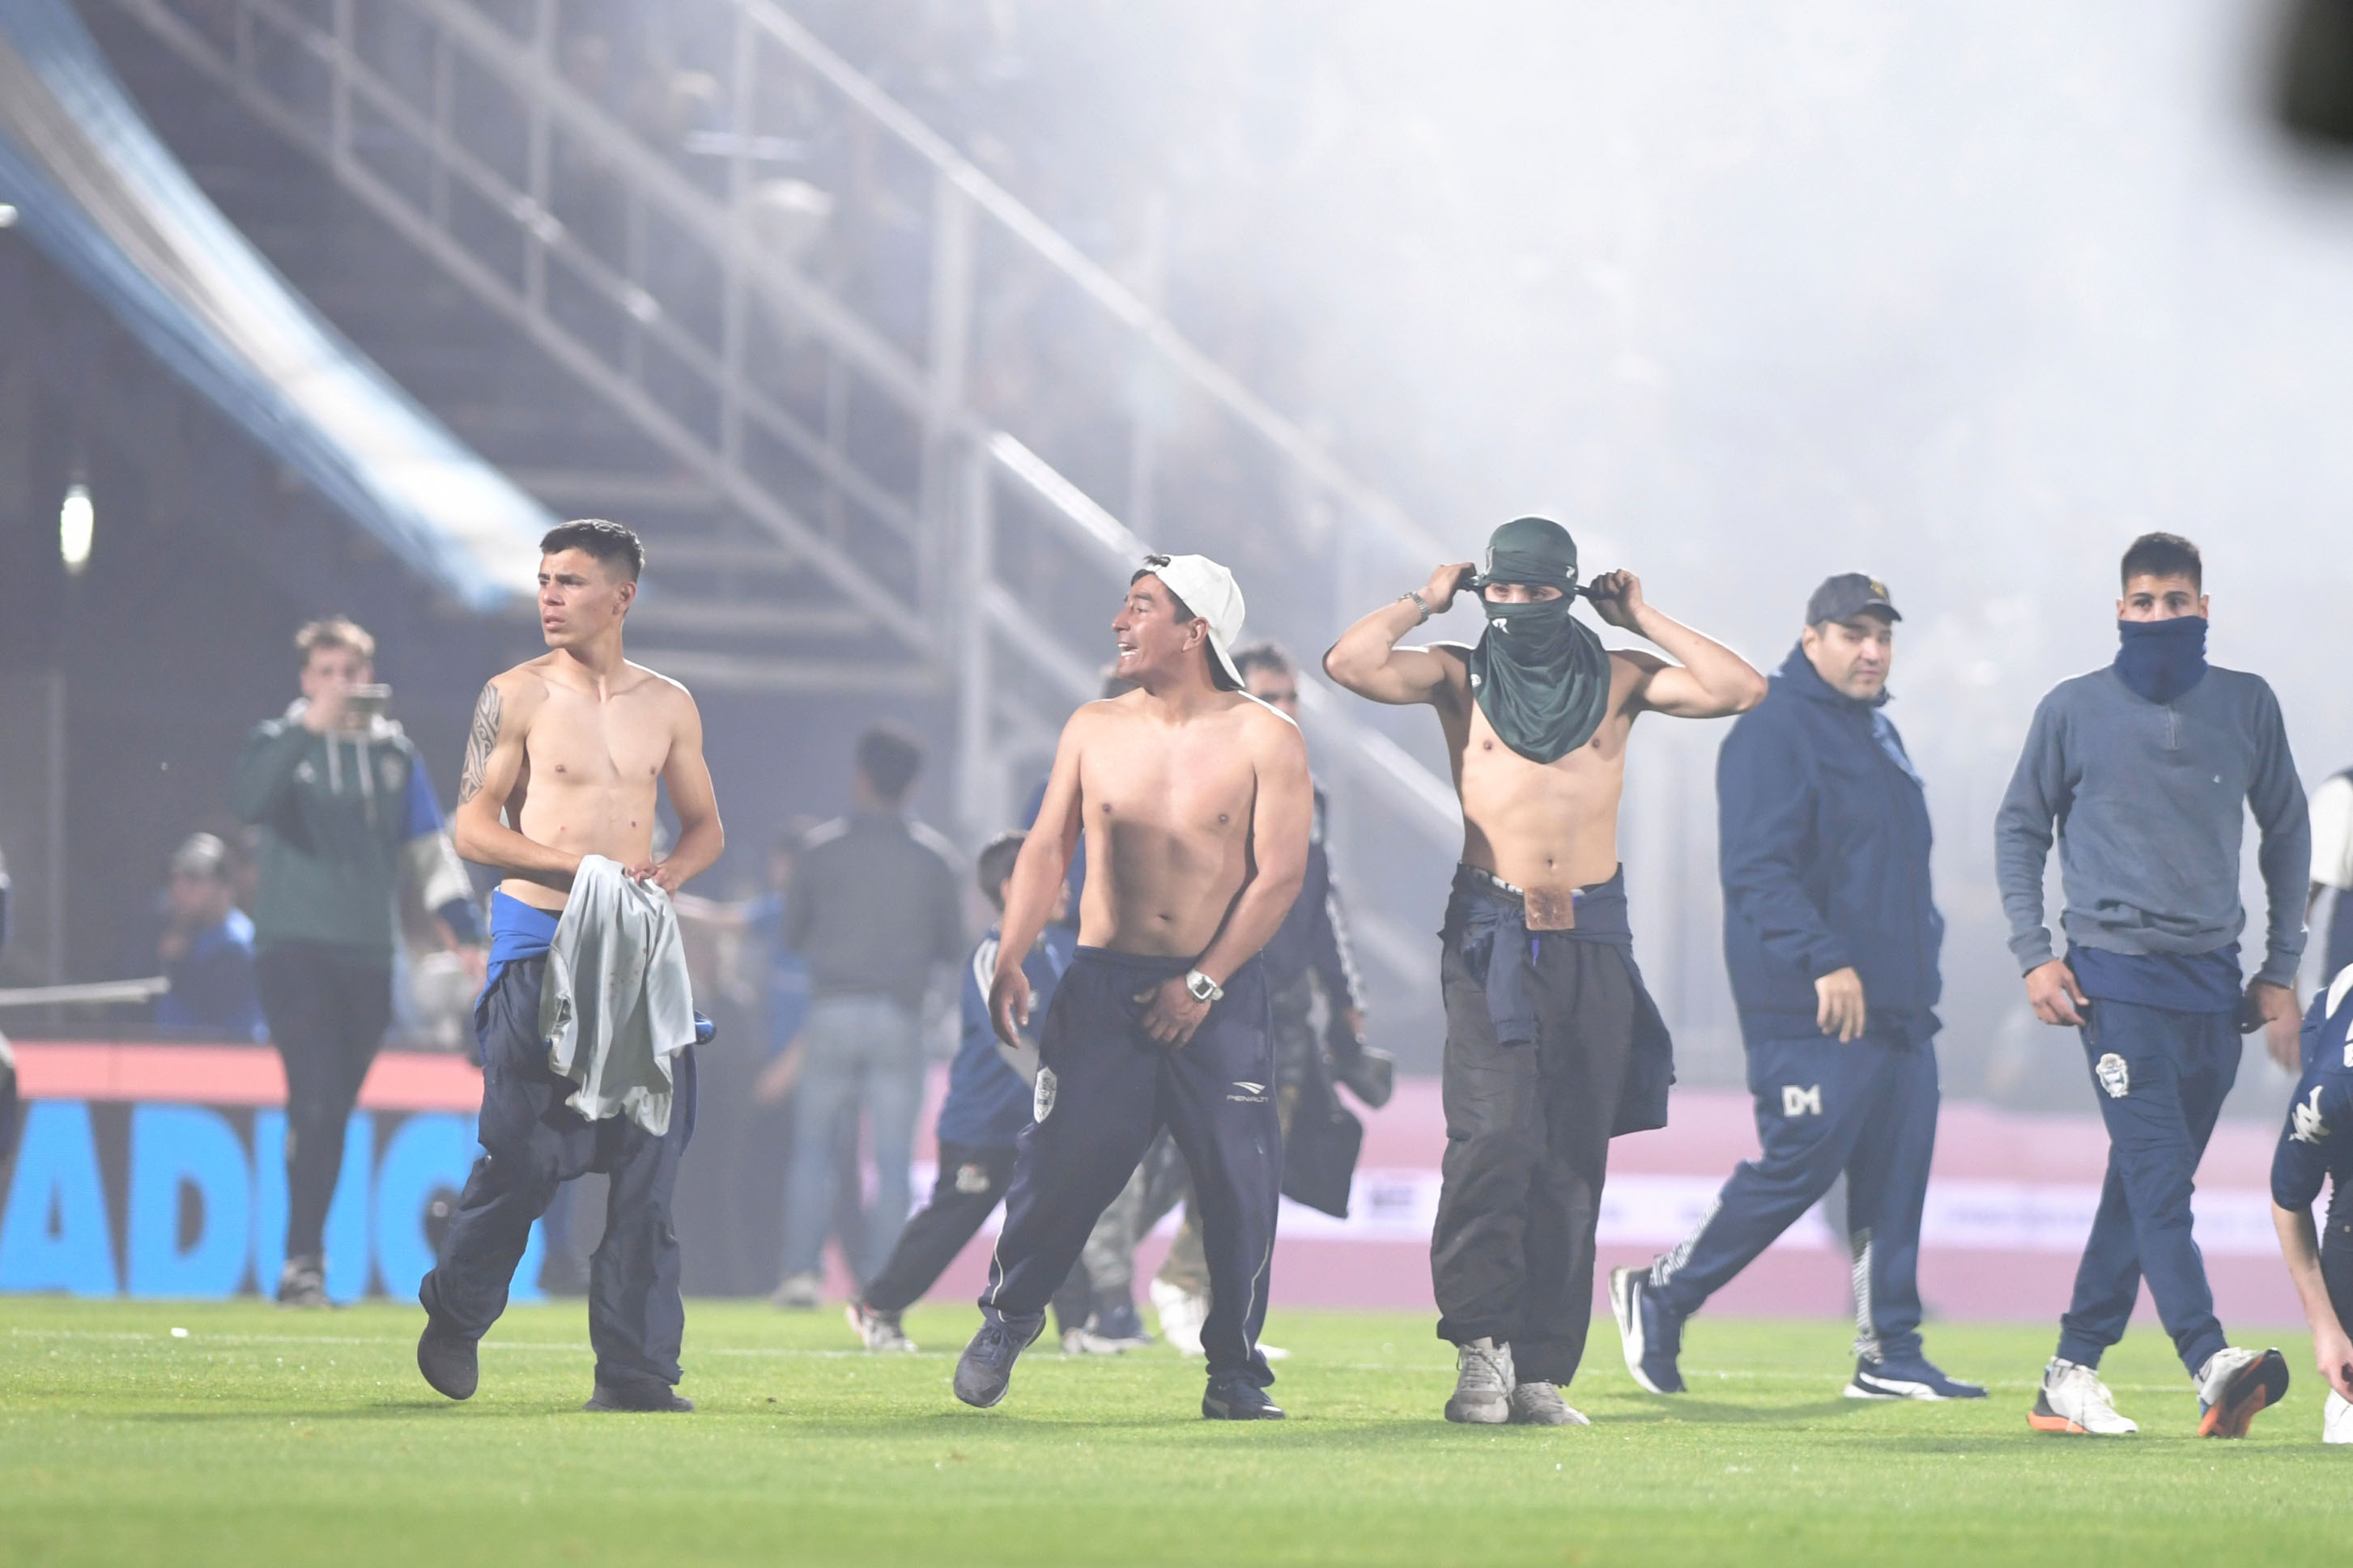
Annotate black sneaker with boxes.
[1202,1375,1287,1420]
[277,1255,329,1308]
[416,1322,479,1401]
[954,1312,1045,1408]
[584,1381,693,1413]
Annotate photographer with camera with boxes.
[232,618,482,1306]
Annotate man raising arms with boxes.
[416,519,723,1413]
[1325,516,1764,1425]
[954,553,1311,1421]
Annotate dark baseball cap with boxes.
[1806,573,1901,626]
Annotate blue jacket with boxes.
[937,922,1077,1149]
[1718,645,1942,1041]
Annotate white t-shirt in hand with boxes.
[2311,773,2353,890]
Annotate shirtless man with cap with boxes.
[953,552,1312,1421]
[1325,517,1765,1425]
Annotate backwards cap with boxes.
[1140,553,1246,688]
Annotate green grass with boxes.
[1,1298,2345,1566]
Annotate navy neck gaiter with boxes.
[2114,616,2208,703]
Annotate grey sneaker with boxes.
[1508,1381,1590,1426]
[1445,1337,1514,1424]
[768,1271,823,1311]
[276,1256,328,1307]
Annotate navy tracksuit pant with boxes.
[980,948,1281,1387]
[1649,1020,1938,1360]
[419,956,698,1396]
[2055,999,2237,1375]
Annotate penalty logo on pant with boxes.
[2095,1052,2130,1099]
[1033,1067,1058,1124]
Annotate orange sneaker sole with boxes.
[2027,1410,2087,1434]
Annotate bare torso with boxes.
[496,657,684,911]
[1435,647,1646,927]
[1071,692,1271,956]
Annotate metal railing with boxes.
[104,0,1466,988]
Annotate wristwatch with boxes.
[1400,589,1432,625]
[1184,969,1224,1005]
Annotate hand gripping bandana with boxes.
[1466,516,1614,763]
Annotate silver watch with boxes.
[1400,589,1432,625]
[1185,968,1224,1005]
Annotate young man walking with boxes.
[232,618,481,1304]
[845,831,1076,1351]
[416,519,724,1412]
[954,553,1311,1421]
[1325,516,1764,1425]
[1613,575,1982,1401]
[1996,532,2300,1438]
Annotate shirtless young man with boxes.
[1325,516,1765,1426]
[953,553,1312,1421]
[415,519,723,1413]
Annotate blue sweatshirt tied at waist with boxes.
[1443,865,1674,1135]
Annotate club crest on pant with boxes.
[1033,1066,1058,1124]
[1781,1084,1822,1117]
[955,1162,994,1194]
[2095,1052,2130,1098]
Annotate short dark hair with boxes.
[977,831,1026,912]
[855,725,924,802]
[2121,532,2201,591]
[1232,641,1292,682]
[541,518,645,580]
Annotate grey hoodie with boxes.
[1993,664,2308,987]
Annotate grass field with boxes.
[2,1298,2346,1566]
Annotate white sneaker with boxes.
[1445,1337,1514,1425]
[2193,1346,2290,1438]
[1150,1278,1209,1358]
[768,1271,823,1311]
[2028,1358,2138,1435]
[845,1301,914,1352]
[2325,1391,2353,1444]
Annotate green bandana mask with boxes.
[1466,517,1614,763]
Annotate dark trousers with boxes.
[2325,1179,2353,1333]
[419,957,698,1394]
[862,1141,1017,1315]
[256,943,392,1262]
[1650,1022,1939,1359]
[981,948,1281,1387]
[2056,1000,2239,1375]
[1432,928,1636,1386]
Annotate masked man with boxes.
[1325,516,1764,1425]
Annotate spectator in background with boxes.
[772,726,966,1307]
[232,617,483,1307]
[2308,768,2353,1003]
[153,833,266,1041]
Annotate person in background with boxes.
[2306,767,2353,1011]
[232,617,483,1307]
[846,831,1077,1350]
[152,832,266,1041]
[772,726,966,1307]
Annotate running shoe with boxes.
[1445,1337,1514,1424]
[1609,1265,1686,1395]
[1508,1382,1590,1426]
[953,1311,1045,1409]
[2028,1358,2138,1435]
[2325,1390,2352,1445]
[1845,1353,1988,1400]
[768,1271,823,1311]
[1202,1374,1287,1421]
[584,1381,693,1413]
[2195,1346,2290,1438]
[845,1300,915,1353]
[1090,1298,1155,1349]
[277,1256,329,1308]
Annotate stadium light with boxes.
[0,202,19,228]
[60,482,93,575]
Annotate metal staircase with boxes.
[97,0,1467,990]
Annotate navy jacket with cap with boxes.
[1717,645,1943,1041]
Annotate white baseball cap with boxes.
[1139,553,1246,688]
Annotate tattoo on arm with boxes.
[457,683,500,804]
